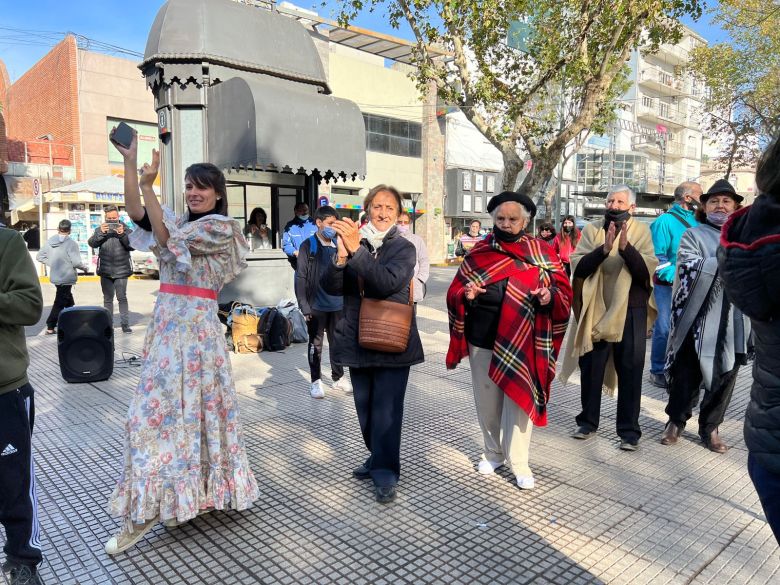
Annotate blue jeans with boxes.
[650,282,672,375]
[748,453,780,545]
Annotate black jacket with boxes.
[322,228,424,369]
[88,226,133,279]
[295,234,333,315]
[718,194,780,474]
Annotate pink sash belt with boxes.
[159,283,218,300]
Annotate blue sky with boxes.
[0,0,727,82]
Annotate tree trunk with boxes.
[501,150,523,192]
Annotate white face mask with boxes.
[57,234,68,242]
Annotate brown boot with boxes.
[660,422,682,445]
[703,428,728,454]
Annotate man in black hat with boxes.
[560,185,659,451]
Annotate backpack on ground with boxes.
[231,304,262,354]
[259,307,291,351]
[276,298,308,344]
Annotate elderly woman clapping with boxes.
[446,192,573,489]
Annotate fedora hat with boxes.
[701,179,743,204]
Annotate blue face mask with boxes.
[321,226,337,240]
[298,214,310,221]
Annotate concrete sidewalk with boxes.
[5,268,778,584]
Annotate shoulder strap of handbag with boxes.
[358,276,413,306]
[666,208,692,229]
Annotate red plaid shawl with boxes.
[446,234,573,426]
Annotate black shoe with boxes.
[121,325,133,334]
[352,464,371,480]
[619,439,639,452]
[8,564,44,585]
[571,426,596,440]
[375,485,396,503]
[649,372,667,389]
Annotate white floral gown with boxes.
[109,209,259,528]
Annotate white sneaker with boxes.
[516,475,535,490]
[310,380,325,399]
[105,516,159,555]
[477,459,504,475]
[332,377,353,393]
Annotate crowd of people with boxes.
[2,130,779,584]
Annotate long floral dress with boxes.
[109,209,259,529]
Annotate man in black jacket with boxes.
[88,205,133,333]
[294,206,349,399]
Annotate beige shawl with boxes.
[560,217,658,395]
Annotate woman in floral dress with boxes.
[104,131,258,555]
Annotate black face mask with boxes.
[493,226,523,243]
[604,209,630,230]
[563,225,573,233]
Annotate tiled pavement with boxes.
[4,267,778,584]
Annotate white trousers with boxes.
[468,344,534,478]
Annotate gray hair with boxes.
[104,204,119,214]
[673,181,699,202]
[489,201,531,223]
[608,184,636,205]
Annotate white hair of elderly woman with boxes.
[489,201,531,222]
[608,184,637,205]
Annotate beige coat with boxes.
[560,217,658,395]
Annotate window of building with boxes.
[363,114,422,158]
[576,153,647,192]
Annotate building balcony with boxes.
[638,67,686,93]
[631,135,684,158]
[636,96,686,128]
[655,42,691,66]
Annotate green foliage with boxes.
[689,1,780,174]
[335,0,703,194]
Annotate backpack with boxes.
[259,307,291,351]
[276,299,309,344]
[230,304,262,354]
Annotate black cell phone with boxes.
[106,222,121,231]
[110,122,134,149]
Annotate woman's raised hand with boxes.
[139,148,160,190]
[333,218,361,254]
[464,281,487,301]
[110,127,137,161]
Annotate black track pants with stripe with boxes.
[0,383,42,568]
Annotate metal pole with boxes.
[412,201,418,233]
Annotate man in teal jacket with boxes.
[648,181,701,387]
[0,228,45,584]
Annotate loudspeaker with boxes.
[57,306,114,383]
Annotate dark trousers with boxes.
[576,306,647,442]
[350,366,410,488]
[101,276,129,327]
[748,454,780,545]
[46,284,74,329]
[666,332,740,437]
[307,310,344,383]
[0,384,42,569]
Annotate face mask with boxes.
[689,199,699,210]
[605,209,630,230]
[563,225,573,233]
[396,224,409,233]
[321,226,337,239]
[706,211,729,227]
[298,214,309,221]
[493,226,523,243]
[57,234,67,242]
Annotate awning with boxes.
[208,76,366,179]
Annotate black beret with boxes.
[701,179,743,204]
[486,191,537,218]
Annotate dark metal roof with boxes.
[143,0,330,92]
[208,76,366,178]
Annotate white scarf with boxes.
[360,222,393,250]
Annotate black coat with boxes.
[718,194,780,474]
[322,228,424,369]
[88,226,133,279]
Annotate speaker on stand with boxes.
[57,306,114,383]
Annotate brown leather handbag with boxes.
[358,278,414,353]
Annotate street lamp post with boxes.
[410,192,421,234]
